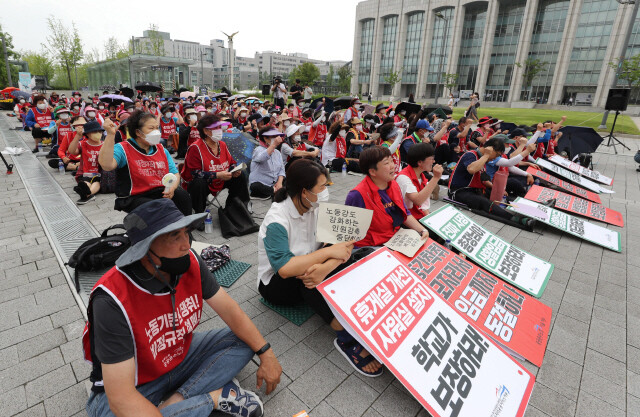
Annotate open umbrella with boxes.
[228,94,246,101]
[333,96,355,110]
[222,132,258,167]
[177,87,190,93]
[498,122,518,134]
[135,81,163,93]
[99,94,133,105]
[556,126,603,159]
[180,91,196,99]
[310,97,334,115]
[423,103,453,115]
[395,101,421,119]
[10,90,31,100]
[0,87,19,94]
[119,87,134,98]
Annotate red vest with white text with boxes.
[33,107,52,127]
[121,141,169,195]
[160,117,177,139]
[79,141,103,175]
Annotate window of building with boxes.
[456,4,487,92]
[427,7,455,84]
[379,15,399,84]
[358,19,376,84]
[402,12,424,83]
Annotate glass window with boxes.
[379,16,399,83]
[402,12,425,83]
[427,7,455,84]
[358,19,375,84]
[457,3,488,91]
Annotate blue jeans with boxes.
[86,328,254,417]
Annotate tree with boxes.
[442,73,459,94]
[609,54,640,88]
[21,50,55,82]
[383,68,402,86]
[0,25,19,87]
[289,62,320,87]
[144,24,166,56]
[337,65,353,93]
[515,58,548,96]
[44,16,84,89]
[326,64,335,88]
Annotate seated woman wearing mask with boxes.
[249,127,286,200]
[258,159,384,377]
[98,110,192,215]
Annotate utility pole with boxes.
[598,0,640,128]
[222,31,238,92]
[2,35,13,86]
[200,51,205,90]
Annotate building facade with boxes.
[351,0,639,107]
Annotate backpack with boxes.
[218,197,260,239]
[67,225,130,291]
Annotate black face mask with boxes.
[150,250,191,276]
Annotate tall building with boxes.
[254,51,347,83]
[351,0,639,107]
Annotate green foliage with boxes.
[383,68,402,86]
[443,73,459,94]
[609,54,640,88]
[21,49,55,82]
[144,24,166,56]
[289,62,320,87]
[337,65,353,93]
[44,16,84,89]
[0,25,19,87]
[104,37,130,61]
[515,58,548,89]
[326,64,335,87]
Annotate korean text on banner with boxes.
[316,203,373,244]
[393,240,552,366]
[548,154,613,186]
[524,185,623,227]
[535,158,608,194]
[508,198,621,252]
[420,205,553,298]
[526,167,601,204]
[318,249,535,417]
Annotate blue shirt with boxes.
[536,129,551,143]
[345,188,410,229]
[249,146,285,186]
[114,139,178,174]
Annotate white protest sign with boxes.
[384,229,424,258]
[421,205,553,298]
[549,155,613,186]
[510,202,549,222]
[316,203,373,244]
[508,198,621,252]
[318,249,535,417]
[536,158,610,194]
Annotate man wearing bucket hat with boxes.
[83,199,281,417]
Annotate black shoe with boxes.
[32,148,39,153]
[76,194,95,205]
[542,198,556,208]
[521,217,536,232]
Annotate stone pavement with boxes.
[1,114,639,416]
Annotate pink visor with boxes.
[204,121,231,130]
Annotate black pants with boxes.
[250,182,275,199]
[330,158,360,173]
[275,97,285,109]
[187,174,250,213]
[450,188,512,220]
[114,187,193,216]
[435,144,461,166]
[47,158,79,170]
[507,176,527,198]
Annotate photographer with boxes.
[271,76,287,110]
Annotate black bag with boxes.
[99,168,116,194]
[218,197,260,239]
[67,225,130,290]
[578,153,592,168]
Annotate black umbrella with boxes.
[395,101,421,118]
[333,96,355,110]
[423,103,453,115]
[557,126,603,159]
[499,122,518,134]
[119,87,134,98]
[177,87,190,94]
[310,97,334,115]
[135,81,163,93]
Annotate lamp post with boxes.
[222,31,239,92]
[200,51,205,90]
[434,11,449,104]
[598,0,639,128]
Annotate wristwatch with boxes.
[254,342,271,356]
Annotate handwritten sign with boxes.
[393,240,552,366]
[420,205,553,298]
[316,203,373,244]
[525,185,623,227]
[526,167,601,204]
[318,249,535,417]
[385,229,425,258]
[507,198,620,252]
[535,158,609,194]
[549,155,613,186]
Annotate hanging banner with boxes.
[507,198,620,252]
[535,158,609,194]
[393,240,552,366]
[526,167,601,204]
[318,249,535,417]
[548,155,613,186]
[420,205,553,298]
[524,185,623,227]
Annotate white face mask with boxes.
[164,112,172,119]
[283,121,290,127]
[209,129,223,142]
[37,103,46,110]
[240,112,247,118]
[400,110,406,116]
[143,129,162,145]
[189,115,197,122]
[320,116,326,122]
[87,111,96,118]
[98,106,104,110]
[59,113,70,120]
[150,107,157,112]
[339,130,346,137]
[355,125,363,131]
[305,187,330,210]
[19,99,25,104]
[293,135,301,142]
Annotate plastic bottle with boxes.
[204,210,213,234]
[58,160,65,175]
[342,162,347,177]
[444,239,452,250]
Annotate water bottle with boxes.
[444,239,452,250]
[204,210,213,234]
[58,160,65,175]
[342,162,347,177]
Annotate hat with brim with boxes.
[72,117,87,126]
[83,120,104,134]
[285,123,305,137]
[261,128,285,137]
[375,103,386,113]
[350,117,363,125]
[184,108,196,115]
[116,199,207,268]
[478,116,493,126]
[493,133,514,144]
[509,128,529,139]
[204,121,231,130]
[278,114,291,123]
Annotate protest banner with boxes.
[316,203,373,244]
[384,229,425,258]
[318,249,535,417]
[420,205,553,298]
[548,155,613,186]
[535,158,609,194]
[526,167,601,204]
[507,198,621,252]
[524,185,623,227]
[393,240,551,366]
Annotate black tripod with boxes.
[0,151,13,174]
[602,110,630,154]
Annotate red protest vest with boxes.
[57,121,73,139]
[160,117,177,139]
[121,141,169,196]
[381,141,402,174]
[310,124,327,147]
[398,165,429,220]
[33,107,52,127]
[79,141,103,175]
[188,126,201,147]
[352,176,407,247]
[82,250,203,387]
[336,135,347,159]
[448,150,485,190]
[181,139,235,195]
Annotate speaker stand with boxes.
[602,111,630,154]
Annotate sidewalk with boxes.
[1,114,639,416]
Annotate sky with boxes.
[1,0,361,62]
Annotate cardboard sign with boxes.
[385,229,425,258]
[535,158,608,194]
[525,185,623,227]
[316,203,373,244]
[507,198,621,252]
[318,249,535,417]
[420,205,553,298]
[526,167,601,204]
[393,240,552,366]
[549,155,613,186]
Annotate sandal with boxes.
[333,338,383,378]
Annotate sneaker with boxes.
[77,194,95,205]
[216,378,264,417]
[250,194,271,201]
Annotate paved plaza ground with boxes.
[1,113,639,416]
